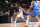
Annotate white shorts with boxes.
[17,14,24,19]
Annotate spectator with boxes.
[5,0,8,4]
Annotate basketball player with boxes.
[23,0,40,27]
[14,6,27,23]
[23,7,34,27]
[33,0,40,25]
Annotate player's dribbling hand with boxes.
[14,13,17,15]
[21,8,24,10]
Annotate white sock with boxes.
[15,20,16,23]
[11,21,13,22]
[36,22,38,25]
[26,20,28,25]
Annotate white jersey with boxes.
[19,8,23,15]
[17,8,24,18]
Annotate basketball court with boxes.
[0,22,40,27]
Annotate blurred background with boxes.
[0,0,40,23]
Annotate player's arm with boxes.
[30,2,34,14]
[30,2,33,9]
[30,2,34,9]
[22,8,28,14]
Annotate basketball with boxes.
[14,12,17,15]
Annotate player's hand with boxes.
[14,12,17,15]
[21,8,24,10]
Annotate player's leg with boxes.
[10,13,13,23]
[14,14,20,23]
[11,16,13,23]
[20,14,26,21]
[35,10,40,22]
[35,16,40,27]
[23,15,31,27]
[14,16,18,23]
[22,15,31,22]
[35,16,40,25]
[11,16,13,22]
[36,14,40,22]
[22,17,26,21]
[35,11,40,26]
[35,16,40,22]
[26,15,31,24]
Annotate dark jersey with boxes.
[15,7,19,12]
[9,7,16,16]
[9,7,14,12]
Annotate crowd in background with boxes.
[0,0,31,16]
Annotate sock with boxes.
[11,21,13,22]
[15,20,16,23]
[26,20,28,25]
[36,22,38,25]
